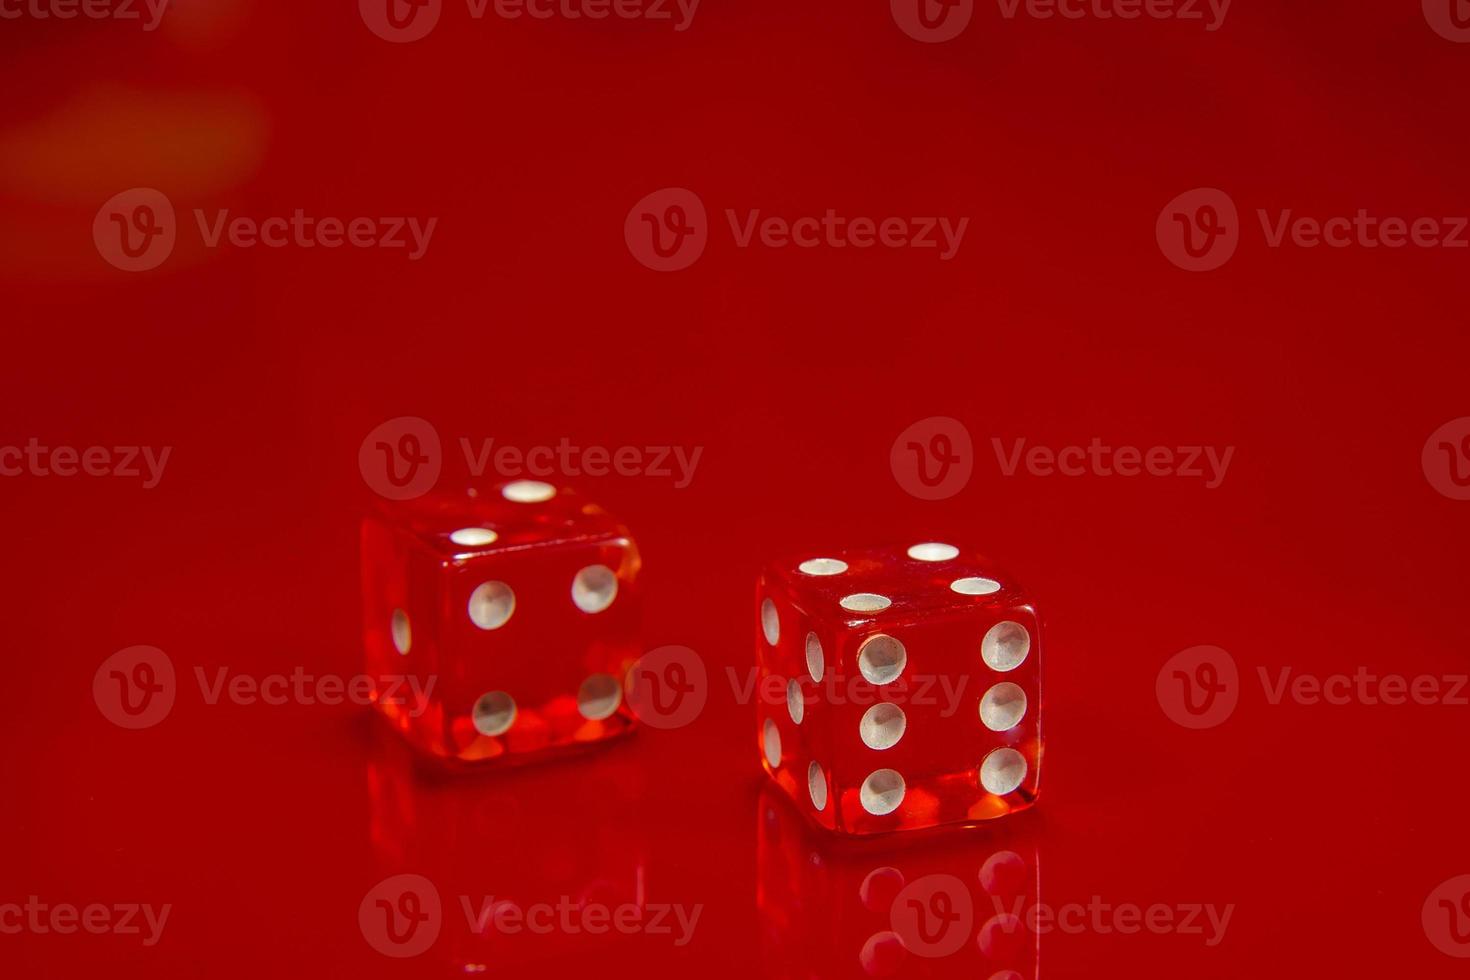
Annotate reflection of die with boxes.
[756,543,1042,835]
[757,785,1040,978]
[366,726,652,973]
[361,481,641,766]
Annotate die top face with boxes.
[762,542,1027,629]
[372,480,632,559]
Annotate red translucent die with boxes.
[756,543,1042,835]
[361,481,641,765]
[757,785,1041,978]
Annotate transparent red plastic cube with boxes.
[756,542,1042,835]
[361,481,641,766]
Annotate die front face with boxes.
[756,543,1042,835]
[362,481,641,765]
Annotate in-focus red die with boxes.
[361,481,641,765]
[756,542,1042,835]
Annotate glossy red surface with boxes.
[756,545,1041,834]
[4,2,1470,977]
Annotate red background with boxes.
[3,1,1469,976]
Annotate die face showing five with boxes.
[757,543,1042,835]
[361,481,641,765]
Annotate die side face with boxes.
[757,544,1042,835]
[362,482,641,765]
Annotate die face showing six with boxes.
[757,543,1042,835]
[362,481,641,765]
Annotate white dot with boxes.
[857,634,907,685]
[787,679,806,725]
[798,558,848,576]
[761,598,780,646]
[468,581,516,630]
[763,718,781,768]
[952,577,1002,596]
[390,609,411,655]
[808,762,828,811]
[472,691,516,736]
[982,621,1031,671]
[979,682,1028,731]
[859,702,907,750]
[979,747,1028,796]
[805,632,825,683]
[501,480,556,503]
[449,527,498,547]
[840,593,892,614]
[578,673,622,720]
[907,542,959,562]
[859,769,906,816]
[571,564,619,614]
